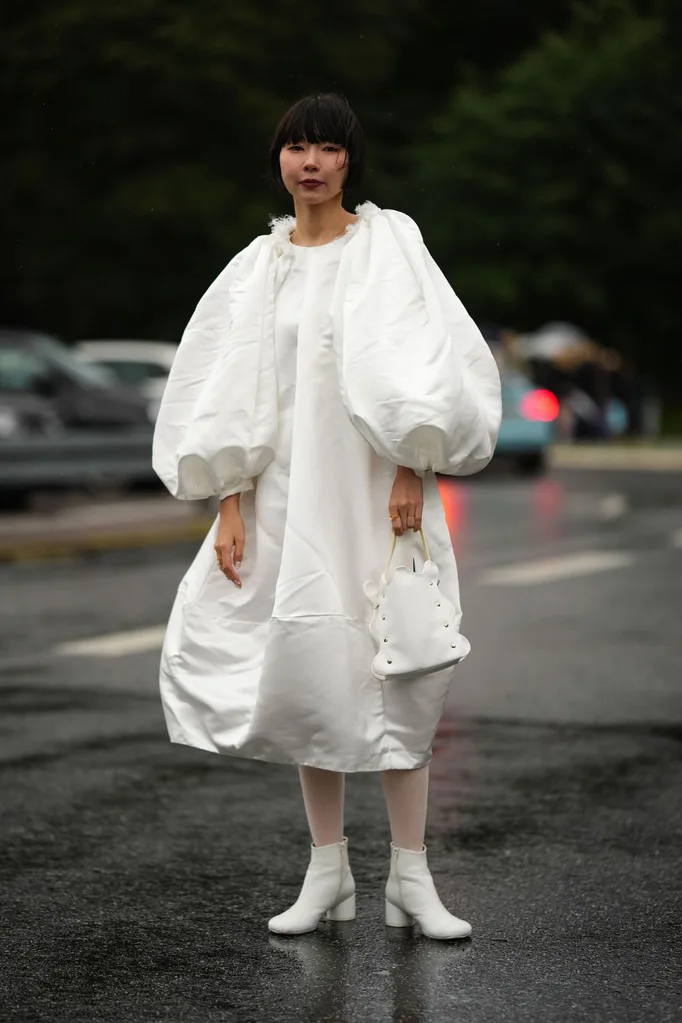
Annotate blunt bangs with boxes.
[268,93,365,191]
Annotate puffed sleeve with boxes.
[152,236,278,499]
[334,209,501,476]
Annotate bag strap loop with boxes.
[385,527,431,575]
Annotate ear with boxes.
[422,561,439,580]
[364,580,380,605]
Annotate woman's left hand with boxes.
[389,466,423,536]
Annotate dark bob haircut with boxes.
[268,93,365,192]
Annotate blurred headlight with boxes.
[0,407,21,439]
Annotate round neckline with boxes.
[288,215,360,250]
[289,232,348,251]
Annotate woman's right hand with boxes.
[214,495,245,588]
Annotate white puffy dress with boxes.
[154,205,501,772]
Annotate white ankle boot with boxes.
[384,843,472,940]
[268,836,356,935]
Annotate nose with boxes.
[303,147,320,171]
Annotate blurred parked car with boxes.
[495,368,559,474]
[77,340,177,420]
[0,391,62,440]
[516,322,642,440]
[479,323,559,475]
[0,330,151,429]
[0,330,156,508]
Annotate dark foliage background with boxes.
[2,0,680,397]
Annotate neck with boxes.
[291,196,357,246]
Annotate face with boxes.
[279,139,349,203]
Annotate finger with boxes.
[216,543,242,588]
[233,533,245,572]
[406,503,416,531]
[398,504,409,535]
[414,501,423,531]
[389,504,402,536]
[223,559,242,587]
[226,544,242,587]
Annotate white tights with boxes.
[298,765,429,851]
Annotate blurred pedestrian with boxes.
[153,94,501,940]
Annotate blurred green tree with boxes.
[1,0,680,403]
[0,0,577,341]
[411,0,682,395]
[0,0,417,338]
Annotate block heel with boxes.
[385,899,414,927]
[326,892,356,921]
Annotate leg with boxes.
[268,767,353,934]
[381,765,471,939]
[298,766,345,846]
[380,765,429,851]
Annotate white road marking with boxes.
[53,543,646,654]
[597,493,628,520]
[671,528,682,549]
[56,626,166,658]
[478,550,635,587]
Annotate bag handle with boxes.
[385,527,432,575]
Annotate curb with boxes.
[0,516,214,564]
[549,444,682,472]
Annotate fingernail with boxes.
[235,561,241,569]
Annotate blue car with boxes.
[475,325,559,475]
[494,368,559,475]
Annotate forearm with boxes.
[220,492,241,515]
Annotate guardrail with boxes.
[0,427,157,490]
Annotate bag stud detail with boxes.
[367,527,471,681]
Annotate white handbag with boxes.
[365,528,471,682]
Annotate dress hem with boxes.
[167,734,433,773]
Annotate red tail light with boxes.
[520,389,560,422]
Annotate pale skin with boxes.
[214,137,428,851]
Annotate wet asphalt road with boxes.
[1,468,681,1023]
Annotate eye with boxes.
[287,143,304,151]
[323,145,340,152]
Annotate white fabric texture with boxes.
[154,203,501,772]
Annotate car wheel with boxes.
[517,451,547,476]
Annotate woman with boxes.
[153,93,501,940]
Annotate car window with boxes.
[0,347,51,391]
[97,360,169,385]
[32,335,115,387]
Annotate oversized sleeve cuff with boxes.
[218,479,255,501]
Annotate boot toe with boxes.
[267,911,319,935]
[421,917,472,940]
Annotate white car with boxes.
[77,340,178,420]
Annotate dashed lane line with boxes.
[56,626,167,658]
[55,548,638,659]
[597,493,629,520]
[478,550,635,587]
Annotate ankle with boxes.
[391,841,426,854]
[311,834,345,848]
